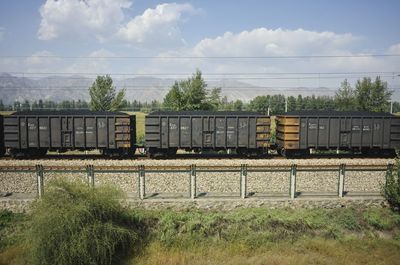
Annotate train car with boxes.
[276,111,400,156]
[145,111,270,158]
[0,114,4,157]
[3,110,136,158]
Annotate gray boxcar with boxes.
[276,111,400,156]
[3,110,136,158]
[145,111,270,157]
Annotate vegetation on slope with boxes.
[1,179,400,265]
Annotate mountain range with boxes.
[0,73,337,104]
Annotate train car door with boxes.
[61,117,73,148]
[203,116,214,148]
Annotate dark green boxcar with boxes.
[276,111,400,156]
[3,110,136,158]
[145,111,270,158]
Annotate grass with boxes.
[1,180,400,265]
[0,111,14,115]
[135,239,400,265]
[132,207,400,265]
[0,211,26,251]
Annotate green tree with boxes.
[303,96,316,110]
[249,95,270,114]
[392,101,400,113]
[370,77,392,112]
[13,101,21,111]
[269,94,286,114]
[287,96,296,112]
[89,75,125,111]
[233,99,244,111]
[38,99,44,110]
[163,70,214,111]
[32,101,39,110]
[207,87,222,110]
[295,95,304,110]
[163,83,183,111]
[44,100,57,110]
[335,79,356,111]
[355,76,392,112]
[59,100,72,110]
[180,70,208,110]
[22,100,30,111]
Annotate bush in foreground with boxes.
[383,162,400,212]
[25,180,142,265]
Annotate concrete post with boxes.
[190,165,196,199]
[240,164,247,199]
[139,165,145,200]
[338,164,345,197]
[290,164,296,199]
[86,165,95,187]
[36,165,44,198]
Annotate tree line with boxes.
[1,72,397,114]
[162,71,396,114]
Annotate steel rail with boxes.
[0,164,394,172]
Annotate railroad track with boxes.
[0,153,396,160]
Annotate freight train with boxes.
[0,110,399,158]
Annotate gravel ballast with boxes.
[0,158,394,198]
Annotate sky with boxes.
[0,0,400,96]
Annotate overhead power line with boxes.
[1,86,399,91]
[1,54,400,59]
[0,75,397,81]
[3,71,399,76]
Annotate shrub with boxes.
[382,162,400,212]
[0,210,26,250]
[25,180,142,265]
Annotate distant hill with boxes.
[0,73,337,104]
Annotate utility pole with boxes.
[390,101,393,114]
[285,96,288,112]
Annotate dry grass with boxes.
[134,238,400,265]
[0,111,14,115]
[2,197,400,265]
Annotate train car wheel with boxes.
[147,148,167,159]
[281,148,288,157]
[121,148,136,158]
[276,148,282,156]
[9,149,25,159]
[167,148,178,157]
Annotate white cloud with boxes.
[388,43,400,54]
[193,28,357,57]
[143,28,363,76]
[115,3,195,46]
[38,0,131,40]
[137,28,400,93]
[38,1,195,47]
